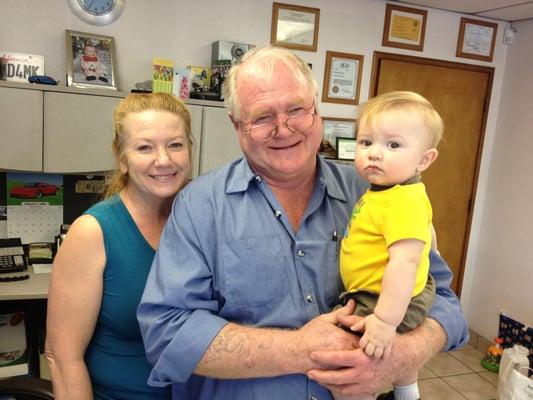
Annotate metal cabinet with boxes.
[0,87,43,171]
[0,82,123,173]
[199,105,242,174]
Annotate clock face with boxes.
[68,0,125,25]
[78,0,116,16]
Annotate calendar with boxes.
[7,204,63,244]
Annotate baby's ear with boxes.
[418,148,438,173]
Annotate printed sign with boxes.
[0,52,45,82]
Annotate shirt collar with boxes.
[225,156,347,203]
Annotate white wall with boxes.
[462,19,533,339]
[1,0,518,338]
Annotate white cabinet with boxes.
[44,92,120,173]
[199,106,242,174]
[0,87,43,171]
[0,82,123,173]
[0,82,241,175]
[187,104,203,178]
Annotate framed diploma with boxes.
[456,18,498,62]
[322,51,364,105]
[271,2,320,52]
[320,117,357,159]
[382,4,427,51]
[336,137,356,161]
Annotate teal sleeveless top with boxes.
[84,195,170,400]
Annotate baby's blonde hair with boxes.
[358,91,444,148]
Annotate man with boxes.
[138,46,468,399]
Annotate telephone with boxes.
[0,238,28,274]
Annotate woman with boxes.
[45,93,193,399]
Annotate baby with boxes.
[337,91,443,400]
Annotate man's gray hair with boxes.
[223,45,318,120]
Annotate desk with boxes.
[0,266,50,300]
[0,266,50,377]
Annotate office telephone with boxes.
[0,238,28,274]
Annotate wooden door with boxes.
[369,52,494,295]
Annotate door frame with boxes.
[369,51,494,295]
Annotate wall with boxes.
[1,0,516,338]
[462,19,533,339]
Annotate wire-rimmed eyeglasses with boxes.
[241,104,317,142]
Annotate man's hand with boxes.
[351,313,396,359]
[294,300,360,372]
[306,315,446,396]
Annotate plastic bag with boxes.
[500,367,533,400]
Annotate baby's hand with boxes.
[350,313,396,359]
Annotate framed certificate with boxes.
[320,117,357,159]
[382,4,427,51]
[336,137,356,161]
[456,18,498,62]
[271,2,320,52]
[322,51,364,105]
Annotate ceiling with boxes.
[396,0,533,22]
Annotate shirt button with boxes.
[275,210,282,218]
[255,175,262,183]
[310,396,318,400]
[306,294,313,303]
[297,250,305,257]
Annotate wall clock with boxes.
[67,0,125,26]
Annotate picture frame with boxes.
[271,2,320,52]
[322,51,363,105]
[456,18,498,62]
[66,30,118,90]
[320,117,357,159]
[382,4,427,52]
[336,137,357,161]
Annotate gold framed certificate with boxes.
[382,4,427,52]
[271,2,320,52]
[322,51,364,105]
[456,18,498,62]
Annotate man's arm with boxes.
[307,317,445,395]
[195,305,358,379]
[306,250,468,395]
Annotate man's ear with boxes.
[417,148,438,173]
[228,112,240,132]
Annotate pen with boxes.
[332,230,338,241]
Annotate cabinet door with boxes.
[199,106,242,174]
[187,104,202,178]
[43,92,121,173]
[0,87,43,171]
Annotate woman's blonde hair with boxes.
[104,92,193,198]
[358,91,444,148]
[223,45,318,120]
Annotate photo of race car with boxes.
[9,182,60,199]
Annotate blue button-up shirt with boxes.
[138,157,468,400]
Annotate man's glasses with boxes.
[242,104,317,142]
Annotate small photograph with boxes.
[320,117,357,159]
[7,173,63,206]
[66,30,117,90]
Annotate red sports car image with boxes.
[9,182,60,199]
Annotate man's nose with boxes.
[273,114,293,137]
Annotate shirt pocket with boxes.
[221,235,289,308]
[324,240,343,308]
